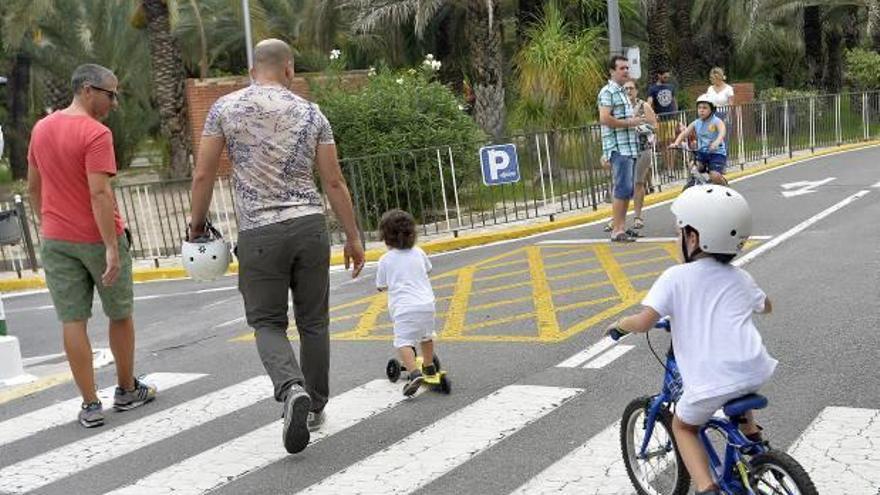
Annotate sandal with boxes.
[625,228,641,238]
[632,217,645,230]
[603,220,614,232]
[611,232,635,243]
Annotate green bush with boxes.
[759,87,818,102]
[312,65,485,227]
[845,49,880,90]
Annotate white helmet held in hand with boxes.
[181,221,232,281]
[671,185,752,255]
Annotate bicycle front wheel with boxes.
[748,451,818,495]
[620,396,690,495]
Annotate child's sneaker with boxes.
[113,377,157,411]
[78,401,104,428]
[403,370,423,396]
[422,363,437,377]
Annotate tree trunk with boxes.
[42,73,71,112]
[142,0,193,178]
[803,6,823,88]
[467,0,506,140]
[842,6,860,50]
[645,0,672,78]
[870,0,880,52]
[670,0,700,86]
[6,54,31,181]
[823,25,843,93]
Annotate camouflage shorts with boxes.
[41,234,133,322]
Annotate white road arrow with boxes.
[780,177,836,197]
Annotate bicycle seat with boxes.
[722,393,768,417]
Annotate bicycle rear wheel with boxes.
[620,396,690,495]
[748,451,818,495]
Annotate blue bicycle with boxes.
[610,320,817,495]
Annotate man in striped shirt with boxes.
[598,55,646,242]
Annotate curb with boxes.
[2,140,877,292]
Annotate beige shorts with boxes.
[635,150,652,184]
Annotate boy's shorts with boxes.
[695,151,727,174]
[676,385,761,426]
[41,234,133,323]
[392,311,436,348]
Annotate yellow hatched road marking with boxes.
[527,246,561,339]
[555,295,621,312]
[594,244,638,301]
[441,266,476,339]
[352,293,388,338]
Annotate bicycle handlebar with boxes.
[608,318,671,342]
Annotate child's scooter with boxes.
[385,351,451,394]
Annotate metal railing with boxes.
[1,91,878,271]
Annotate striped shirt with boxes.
[598,80,639,158]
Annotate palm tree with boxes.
[135,0,193,178]
[343,0,507,138]
[644,0,672,78]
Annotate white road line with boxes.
[214,316,246,329]
[510,421,633,494]
[735,190,871,267]
[873,180,880,188]
[583,345,635,369]
[787,406,880,495]
[107,379,409,495]
[556,335,625,368]
[297,385,582,495]
[0,372,206,449]
[0,375,272,494]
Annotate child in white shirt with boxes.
[376,209,437,396]
[606,185,775,495]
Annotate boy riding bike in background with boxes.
[670,96,728,186]
[605,185,775,495]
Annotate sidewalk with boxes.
[1,140,877,293]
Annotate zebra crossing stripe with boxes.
[0,372,206,449]
[296,385,581,495]
[0,375,272,494]
[106,379,409,495]
[787,406,880,495]
[509,421,633,494]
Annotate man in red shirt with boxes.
[27,64,156,428]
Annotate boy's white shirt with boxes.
[642,258,777,403]
[376,246,435,318]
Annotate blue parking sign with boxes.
[480,144,520,186]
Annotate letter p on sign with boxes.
[480,144,520,186]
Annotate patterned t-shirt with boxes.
[598,80,639,159]
[203,83,335,231]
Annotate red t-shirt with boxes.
[27,112,124,243]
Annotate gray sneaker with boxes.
[307,410,326,432]
[79,401,104,428]
[403,370,423,396]
[113,377,157,411]
[282,385,311,454]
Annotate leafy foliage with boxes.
[845,48,880,90]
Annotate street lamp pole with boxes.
[242,0,254,70]
[607,0,622,55]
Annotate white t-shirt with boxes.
[642,258,777,402]
[705,84,735,108]
[376,247,435,318]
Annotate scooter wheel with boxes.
[439,375,451,394]
[386,359,402,383]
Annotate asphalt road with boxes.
[1,145,878,495]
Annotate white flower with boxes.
[425,53,434,61]
[329,49,341,60]
[407,68,417,75]
[396,78,404,84]
[458,104,465,111]
[431,60,442,71]
[368,66,377,76]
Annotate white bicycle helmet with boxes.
[695,94,717,115]
[181,221,232,281]
[670,185,752,255]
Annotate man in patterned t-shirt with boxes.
[188,39,364,454]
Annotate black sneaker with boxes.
[403,371,423,396]
[282,385,311,453]
[78,401,104,428]
[113,377,157,411]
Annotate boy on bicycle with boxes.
[670,95,728,185]
[605,185,776,495]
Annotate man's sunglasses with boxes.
[90,85,119,102]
